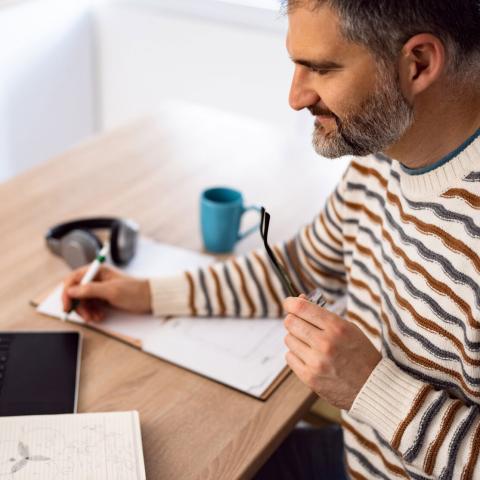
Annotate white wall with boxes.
[0,0,346,190]
[0,0,96,181]
[95,1,298,131]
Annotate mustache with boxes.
[308,105,337,118]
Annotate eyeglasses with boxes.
[260,206,300,297]
[259,206,326,307]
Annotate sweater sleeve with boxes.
[149,166,351,318]
[349,357,480,479]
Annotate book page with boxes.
[0,411,145,479]
[36,238,289,398]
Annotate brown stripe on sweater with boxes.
[392,384,433,450]
[345,198,480,329]
[387,189,480,275]
[442,188,480,209]
[351,161,388,189]
[286,239,317,291]
[380,305,480,398]
[424,399,463,475]
[342,419,409,478]
[273,245,287,267]
[346,310,381,338]
[347,467,368,480]
[304,254,345,282]
[351,161,480,275]
[330,194,344,224]
[184,271,197,316]
[302,246,345,281]
[208,266,226,316]
[347,274,383,334]
[380,220,480,330]
[304,225,344,265]
[343,452,369,480]
[461,420,480,480]
[346,231,480,397]
[232,259,255,317]
[319,212,343,247]
[344,235,480,366]
[350,276,381,304]
[252,252,283,317]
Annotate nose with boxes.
[288,66,320,111]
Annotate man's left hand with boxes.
[283,296,382,411]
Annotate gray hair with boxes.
[282,0,480,83]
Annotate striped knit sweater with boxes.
[149,134,480,479]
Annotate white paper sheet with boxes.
[0,411,145,479]
[37,238,288,398]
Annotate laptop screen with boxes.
[0,332,81,416]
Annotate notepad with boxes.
[34,238,289,399]
[0,411,145,479]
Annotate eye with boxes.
[309,67,330,76]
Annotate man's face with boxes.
[287,4,414,158]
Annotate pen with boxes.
[64,244,110,319]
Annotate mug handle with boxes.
[237,205,262,241]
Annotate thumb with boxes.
[67,282,112,301]
[299,293,307,299]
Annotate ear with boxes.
[398,33,446,101]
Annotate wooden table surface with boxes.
[0,103,347,479]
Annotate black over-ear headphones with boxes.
[45,217,139,269]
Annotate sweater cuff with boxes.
[348,357,424,442]
[148,274,191,317]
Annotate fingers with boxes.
[76,299,107,323]
[95,264,123,281]
[285,350,307,381]
[62,266,89,311]
[283,296,331,329]
[284,313,322,348]
[62,265,117,312]
[284,333,312,364]
[66,282,113,302]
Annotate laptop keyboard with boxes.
[0,335,12,396]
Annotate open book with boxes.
[34,238,289,400]
[0,411,145,479]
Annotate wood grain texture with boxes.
[0,103,344,479]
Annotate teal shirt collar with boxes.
[401,128,480,176]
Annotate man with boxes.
[63,0,480,478]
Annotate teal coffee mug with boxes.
[200,187,261,253]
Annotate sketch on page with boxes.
[0,412,145,479]
[140,317,287,396]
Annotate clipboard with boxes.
[32,238,291,400]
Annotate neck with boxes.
[385,83,480,168]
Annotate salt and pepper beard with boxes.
[311,66,415,158]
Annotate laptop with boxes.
[0,331,81,416]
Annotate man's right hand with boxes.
[62,264,152,322]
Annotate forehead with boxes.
[286,4,370,64]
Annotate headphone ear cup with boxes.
[110,220,139,266]
[59,230,102,269]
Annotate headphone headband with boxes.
[46,217,120,240]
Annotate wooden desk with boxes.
[0,104,347,479]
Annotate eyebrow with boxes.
[290,57,343,70]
